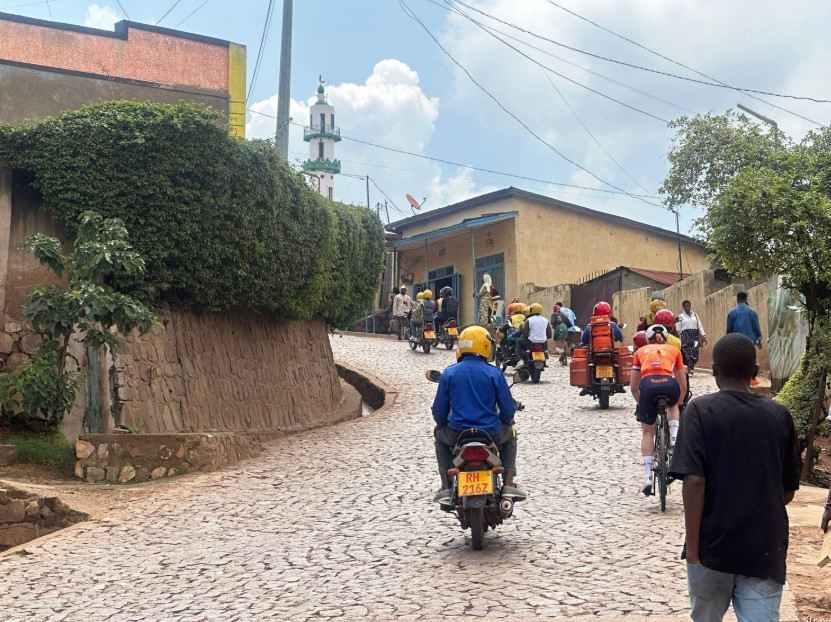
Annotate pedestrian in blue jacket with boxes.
[726,292,763,349]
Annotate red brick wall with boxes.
[0,20,228,92]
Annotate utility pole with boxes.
[366,176,370,209]
[675,209,683,281]
[276,0,293,157]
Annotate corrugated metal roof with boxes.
[390,211,518,248]
[628,267,687,286]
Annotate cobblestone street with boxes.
[0,335,794,621]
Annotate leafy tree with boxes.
[662,111,831,478]
[0,212,157,426]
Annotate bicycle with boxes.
[652,396,675,512]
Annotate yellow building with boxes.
[388,187,710,324]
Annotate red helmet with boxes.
[593,301,612,317]
[654,309,676,327]
[553,304,561,312]
[633,331,648,350]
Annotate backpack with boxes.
[443,297,459,317]
[411,301,425,326]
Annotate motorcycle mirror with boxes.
[513,369,531,384]
[426,370,442,383]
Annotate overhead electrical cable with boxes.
[542,70,654,196]
[447,0,831,104]
[440,3,695,116]
[246,108,661,199]
[398,0,662,207]
[247,0,276,103]
[174,0,211,28]
[430,0,669,123]
[156,0,184,25]
[542,0,824,127]
[115,0,130,20]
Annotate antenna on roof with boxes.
[406,194,427,215]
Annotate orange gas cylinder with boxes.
[570,356,590,386]
[617,349,634,384]
[573,347,588,358]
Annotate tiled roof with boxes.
[628,267,687,286]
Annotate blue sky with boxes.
[5,0,831,245]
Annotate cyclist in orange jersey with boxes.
[630,324,688,495]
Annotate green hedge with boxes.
[0,102,385,326]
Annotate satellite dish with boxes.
[406,194,422,210]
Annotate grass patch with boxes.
[5,434,75,474]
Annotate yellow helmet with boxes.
[416,292,424,300]
[456,325,494,360]
[529,303,543,316]
[422,289,433,300]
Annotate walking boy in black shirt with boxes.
[670,333,802,622]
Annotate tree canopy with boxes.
[661,111,831,317]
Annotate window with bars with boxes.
[428,266,454,280]
[475,253,504,269]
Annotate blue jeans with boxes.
[687,563,783,622]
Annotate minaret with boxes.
[302,78,341,200]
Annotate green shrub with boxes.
[0,102,385,326]
[7,434,75,474]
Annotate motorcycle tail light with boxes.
[460,445,490,462]
[426,323,434,330]
[531,344,544,352]
[448,319,457,327]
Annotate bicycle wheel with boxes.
[657,417,668,512]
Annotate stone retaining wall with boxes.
[75,376,366,483]
[112,311,344,434]
[0,486,87,549]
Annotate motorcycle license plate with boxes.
[457,471,493,497]
[424,331,436,339]
[596,365,614,378]
[447,327,458,336]
[532,351,546,361]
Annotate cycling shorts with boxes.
[635,375,680,425]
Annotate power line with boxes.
[247,0,276,103]
[368,177,403,215]
[156,0,184,25]
[448,0,831,105]
[115,0,130,20]
[252,108,663,199]
[542,0,825,127]
[441,3,695,116]
[174,0,211,28]
[399,0,662,207]
[433,0,669,122]
[542,70,654,196]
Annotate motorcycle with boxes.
[519,342,547,384]
[432,318,459,350]
[494,323,520,371]
[426,367,529,550]
[570,345,632,409]
[405,321,435,354]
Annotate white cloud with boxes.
[83,4,119,30]
[247,60,486,221]
[432,0,831,231]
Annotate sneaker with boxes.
[642,481,653,496]
[501,485,527,501]
[432,489,452,505]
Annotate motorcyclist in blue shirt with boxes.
[431,325,526,505]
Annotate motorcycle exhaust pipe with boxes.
[499,498,514,519]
